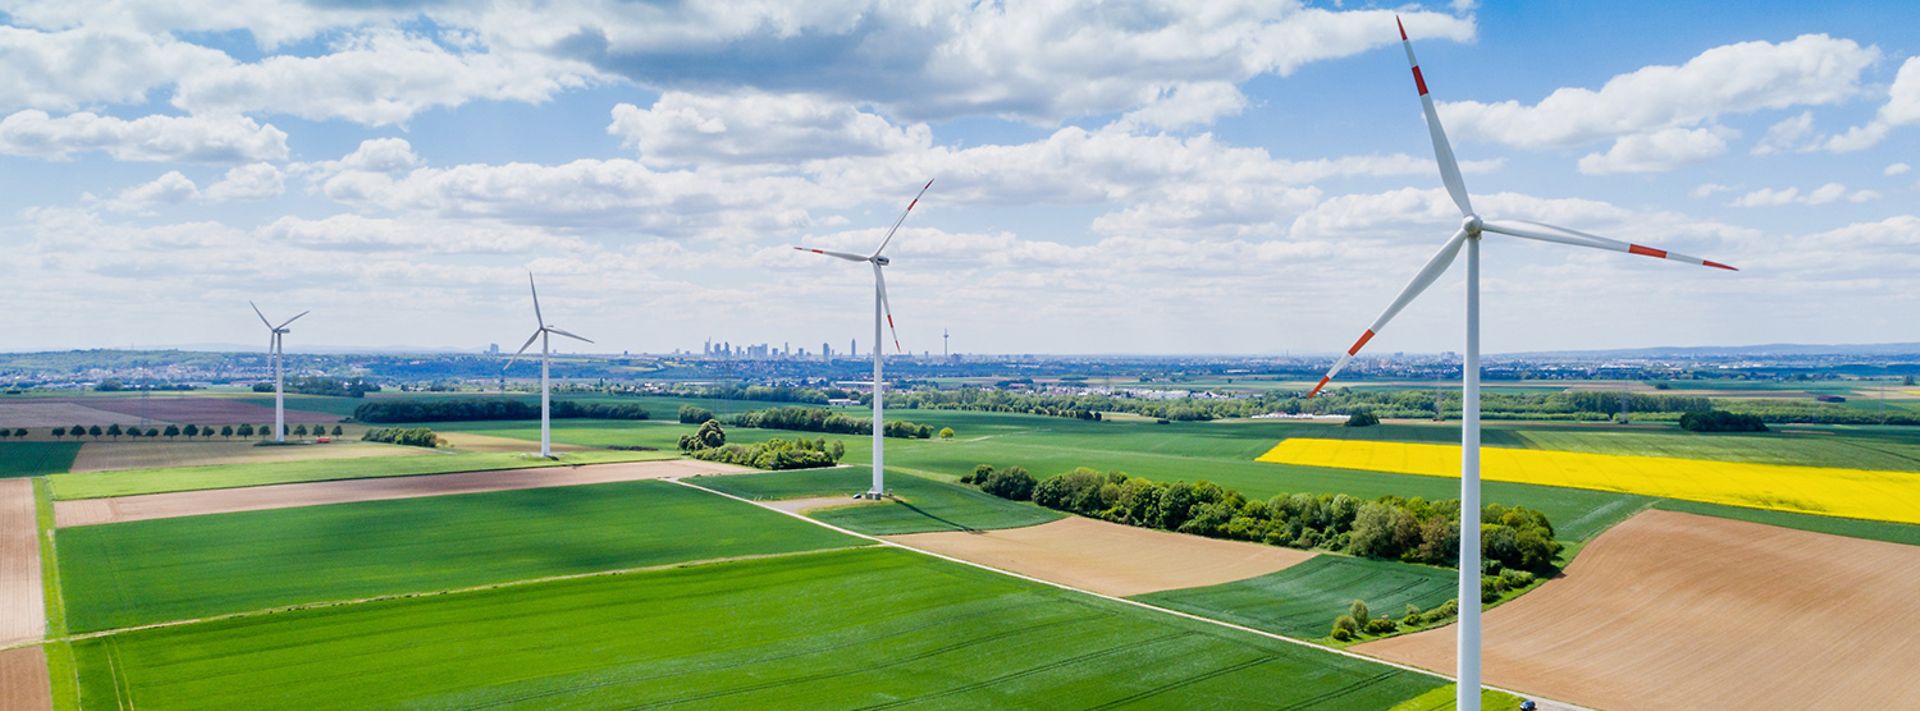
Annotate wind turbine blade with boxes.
[275,310,309,330]
[874,265,903,353]
[528,273,545,326]
[504,330,541,370]
[1481,220,1737,270]
[1397,17,1472,217]
[250,301,273,329]
[1309,227,1470,398]
[793,246,872,262]
[546,326,595,344]
[871,178,934,257]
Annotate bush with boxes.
[938,426,955,439]
[960,464,994,485]
[979,466,1037,501]
[687,437,843,470]
[1330,614,1359,641]
[362,427,440,448]
[1348,600,1370,626]
[1678,409,1768,432]
[677,405,715,424]
[1345,411,1381,427]
[1363,617,1398,635]
[678,420,727,451]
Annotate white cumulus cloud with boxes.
[608,92,931,166]
[1822,57,1920,152]
[1730,182,1880,207]
[1577,126,1735,175]
[0,110,288,162]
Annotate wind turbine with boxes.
[1308,18,1738,711]
[249,302,308,443]
[795,179,933,499]
[504,273,593,458]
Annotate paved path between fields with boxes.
[886,516,1316,597]
[672,478,1592,711]
[54,459,754,527]
[0,480,44,648]
[0,645,51,711]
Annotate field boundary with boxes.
[16,545,873,650]
[670,478,1592,711]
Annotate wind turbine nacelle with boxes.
[872,255,891,266]
[1462,214,1483,235]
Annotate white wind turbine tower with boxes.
[1308,18,1739,711]
[795,179,933,499]
[505,273,594,458]
[250,302,308,443]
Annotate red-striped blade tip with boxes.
[1307,376,1331,399]
[1348,329,1376,356]
[1396,15,1407,41]
[923,178,935,189]
[1704,260,1738,271]
[1627,244,1669,259]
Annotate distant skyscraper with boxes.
[850,338,857,358]
[822,342,831,362]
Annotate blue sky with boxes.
[1,1,1916,355]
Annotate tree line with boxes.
[253,376,382,398]
[352,398,651,423]
[676,420,844,469]
[361,427,440,448]
[1,424,343,440]
[725,406,934,439]
[962,465,1560,574]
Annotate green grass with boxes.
[1134,556,1457,639]
[1389,684,1527,710]
[45,448,674,500]
[690,466,1063,535]
[71,547,1444,709]
[1653,498,1920,546]
[0,441,82,477]
[57,480,862,632]
[32,479,68,638]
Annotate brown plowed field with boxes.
[0,646,51,711]
[0,401,145,428]
[886,516,1315,597]
[70,440,426,473]
[71,397,338,425]
[55,459,754,527]
[0,480,44,648]
[1358,510,1920,710]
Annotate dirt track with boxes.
[54,459,754,527]
[0,480,44,648]
[0,646,51,711]
[886,516,1314,597]
[1358,510,1920,710]
[763,495,885,514]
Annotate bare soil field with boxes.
[764,495,886,514]
[70,397,338,425]
[886,516,1315,597]
[438,431,590,453]
[0,401,144,429]
[1358,510,1920,710]
[0,646,51,711]
[55,459,752,527]
[69,440,426,473]
[0,480,44,647]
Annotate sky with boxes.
[1,0,1917,356]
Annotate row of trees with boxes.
[1678,410,1770,432]
[726,407,934,439]
[1,424,344,440]
[642,384,834,404]
[362,427,440,448]
[966,465,1561,574]
[677,420,844,469]
[353,399,651,423]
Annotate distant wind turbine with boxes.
[795,179,933,499]
[505,273,593,458]
[249,302,308,443]
[1308,18,1739,711]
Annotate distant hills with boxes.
[1504,343,1920,358]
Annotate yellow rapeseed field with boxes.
[1257,438,1920,525]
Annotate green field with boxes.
[691,466,1063,535]
[71,547,1444,709]
[1134,556,1457,639]
[58,480,861,632]
[1653,498,1920,546]
[0,441,82,477]
[45,448,674,499]
[1389,685,1527,710]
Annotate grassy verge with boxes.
[56,480,862,632]
[1389,684,1528,710]
[31,478,67,638]
[689,466,1062,535]
[70,547,1444,709]
[46,448,674,500]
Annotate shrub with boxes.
[1349,600,1371,627]
[1678,409,1768,432]
[677,405,715,424]
[938,426,955,439]
[979,466,1037,501]
[961,464,994,485]
[1363,617,1398,635]
[1330,614,1359,641]
[687,437,842,470]
[362,427,440,448]
[1344,411,1381,427]
[678,420,727,451]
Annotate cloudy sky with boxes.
[2,0,1917,356]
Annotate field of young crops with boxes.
[0,442,81,478]
[68,547,1445,709]
[1134,556,1457,639]
[45,448,671,499]
[57,480,861,631]
[689,466,1062,534]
